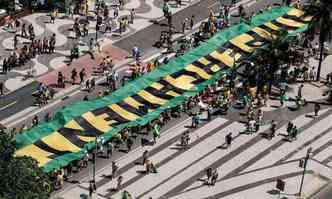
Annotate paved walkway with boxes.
[56,106,332,199]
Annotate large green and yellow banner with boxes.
[15,7,311,172]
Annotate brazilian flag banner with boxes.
[15,7,311,172]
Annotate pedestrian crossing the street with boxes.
[57,109,332,199]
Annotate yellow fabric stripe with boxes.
[198,57,210,65]
[276,17,304,28]
[78,136,96,142]
[64,120,84,131]
[123,97,143,109]
[210,64,220,72]
[109,104,140,121]
[150,82,164,90]
[186,64,211,79]
[166,90,180,97]
[82,112,112,133]
[251,27,275,40]
[15,145,53,167]
[303,16,313,22]
[138,90,168,105]
[234,53,242,63]
[264,22,280,30]
[287,8,304,17]
[210,50,236,67]
[230,34,255,53]
[164,75,196,90]
[42,132,81,152]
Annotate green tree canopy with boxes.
[0,133,51,199]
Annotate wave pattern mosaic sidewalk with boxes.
[15,7,311,172]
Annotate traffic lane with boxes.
[7,86,105,129]
[113,0,282,53]
[0,81,39,121]
[113,0,218,52]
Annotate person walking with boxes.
[112,161,118,179]
[269,120,277,139]
[142,150,149,165]
[116,176,123,191]
[130,8,135,24]
[309,67,316,81]
[79,68,86,84]
[290,126,298,141]
[89,38,94,51]
[32,115,39,126]
[13,34,18,50]
[286,121,293,138]
[153,123,161,144]
[90,78,96,91]
[107,142,113,159]
[257,109,263,125]
[190,15,195,29]
[297,84,304,99]
[2,58,7,74]
[314,103,321,117]
[21,23,27,38]
[114,6,119,18]
[50,10,55,24]
[225,132,232,148]
[126,137,133,152]
[89,181,95,198]
[71,68,77,85]
[0,81,4,96]
[280,89,286,107]
[210,169,219,186]
[182,19,187,34]
[206,167,213,185]
[57,71,64,88]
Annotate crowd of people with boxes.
[1,0,332,198]
[1,18,57,75]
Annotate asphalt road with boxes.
[0,81,38,121]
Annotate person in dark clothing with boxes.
[83,95,89,101]
[210,169,219,186]
[0,81,4,96]
[111,161,118,179]
[225,132,232,148]
[126,137,133,152]
[79,68,86,84]
[21,23,27,37]
[32,115,39,126]
[314,103,321,116]
[2,58,7,74]
[142,150,149,165]
[71,68,77,85]
[290,126,298,141]
[286,121,293,137]
[57,71,64,88]
[206,167,213,185]
[269,120,277,139]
